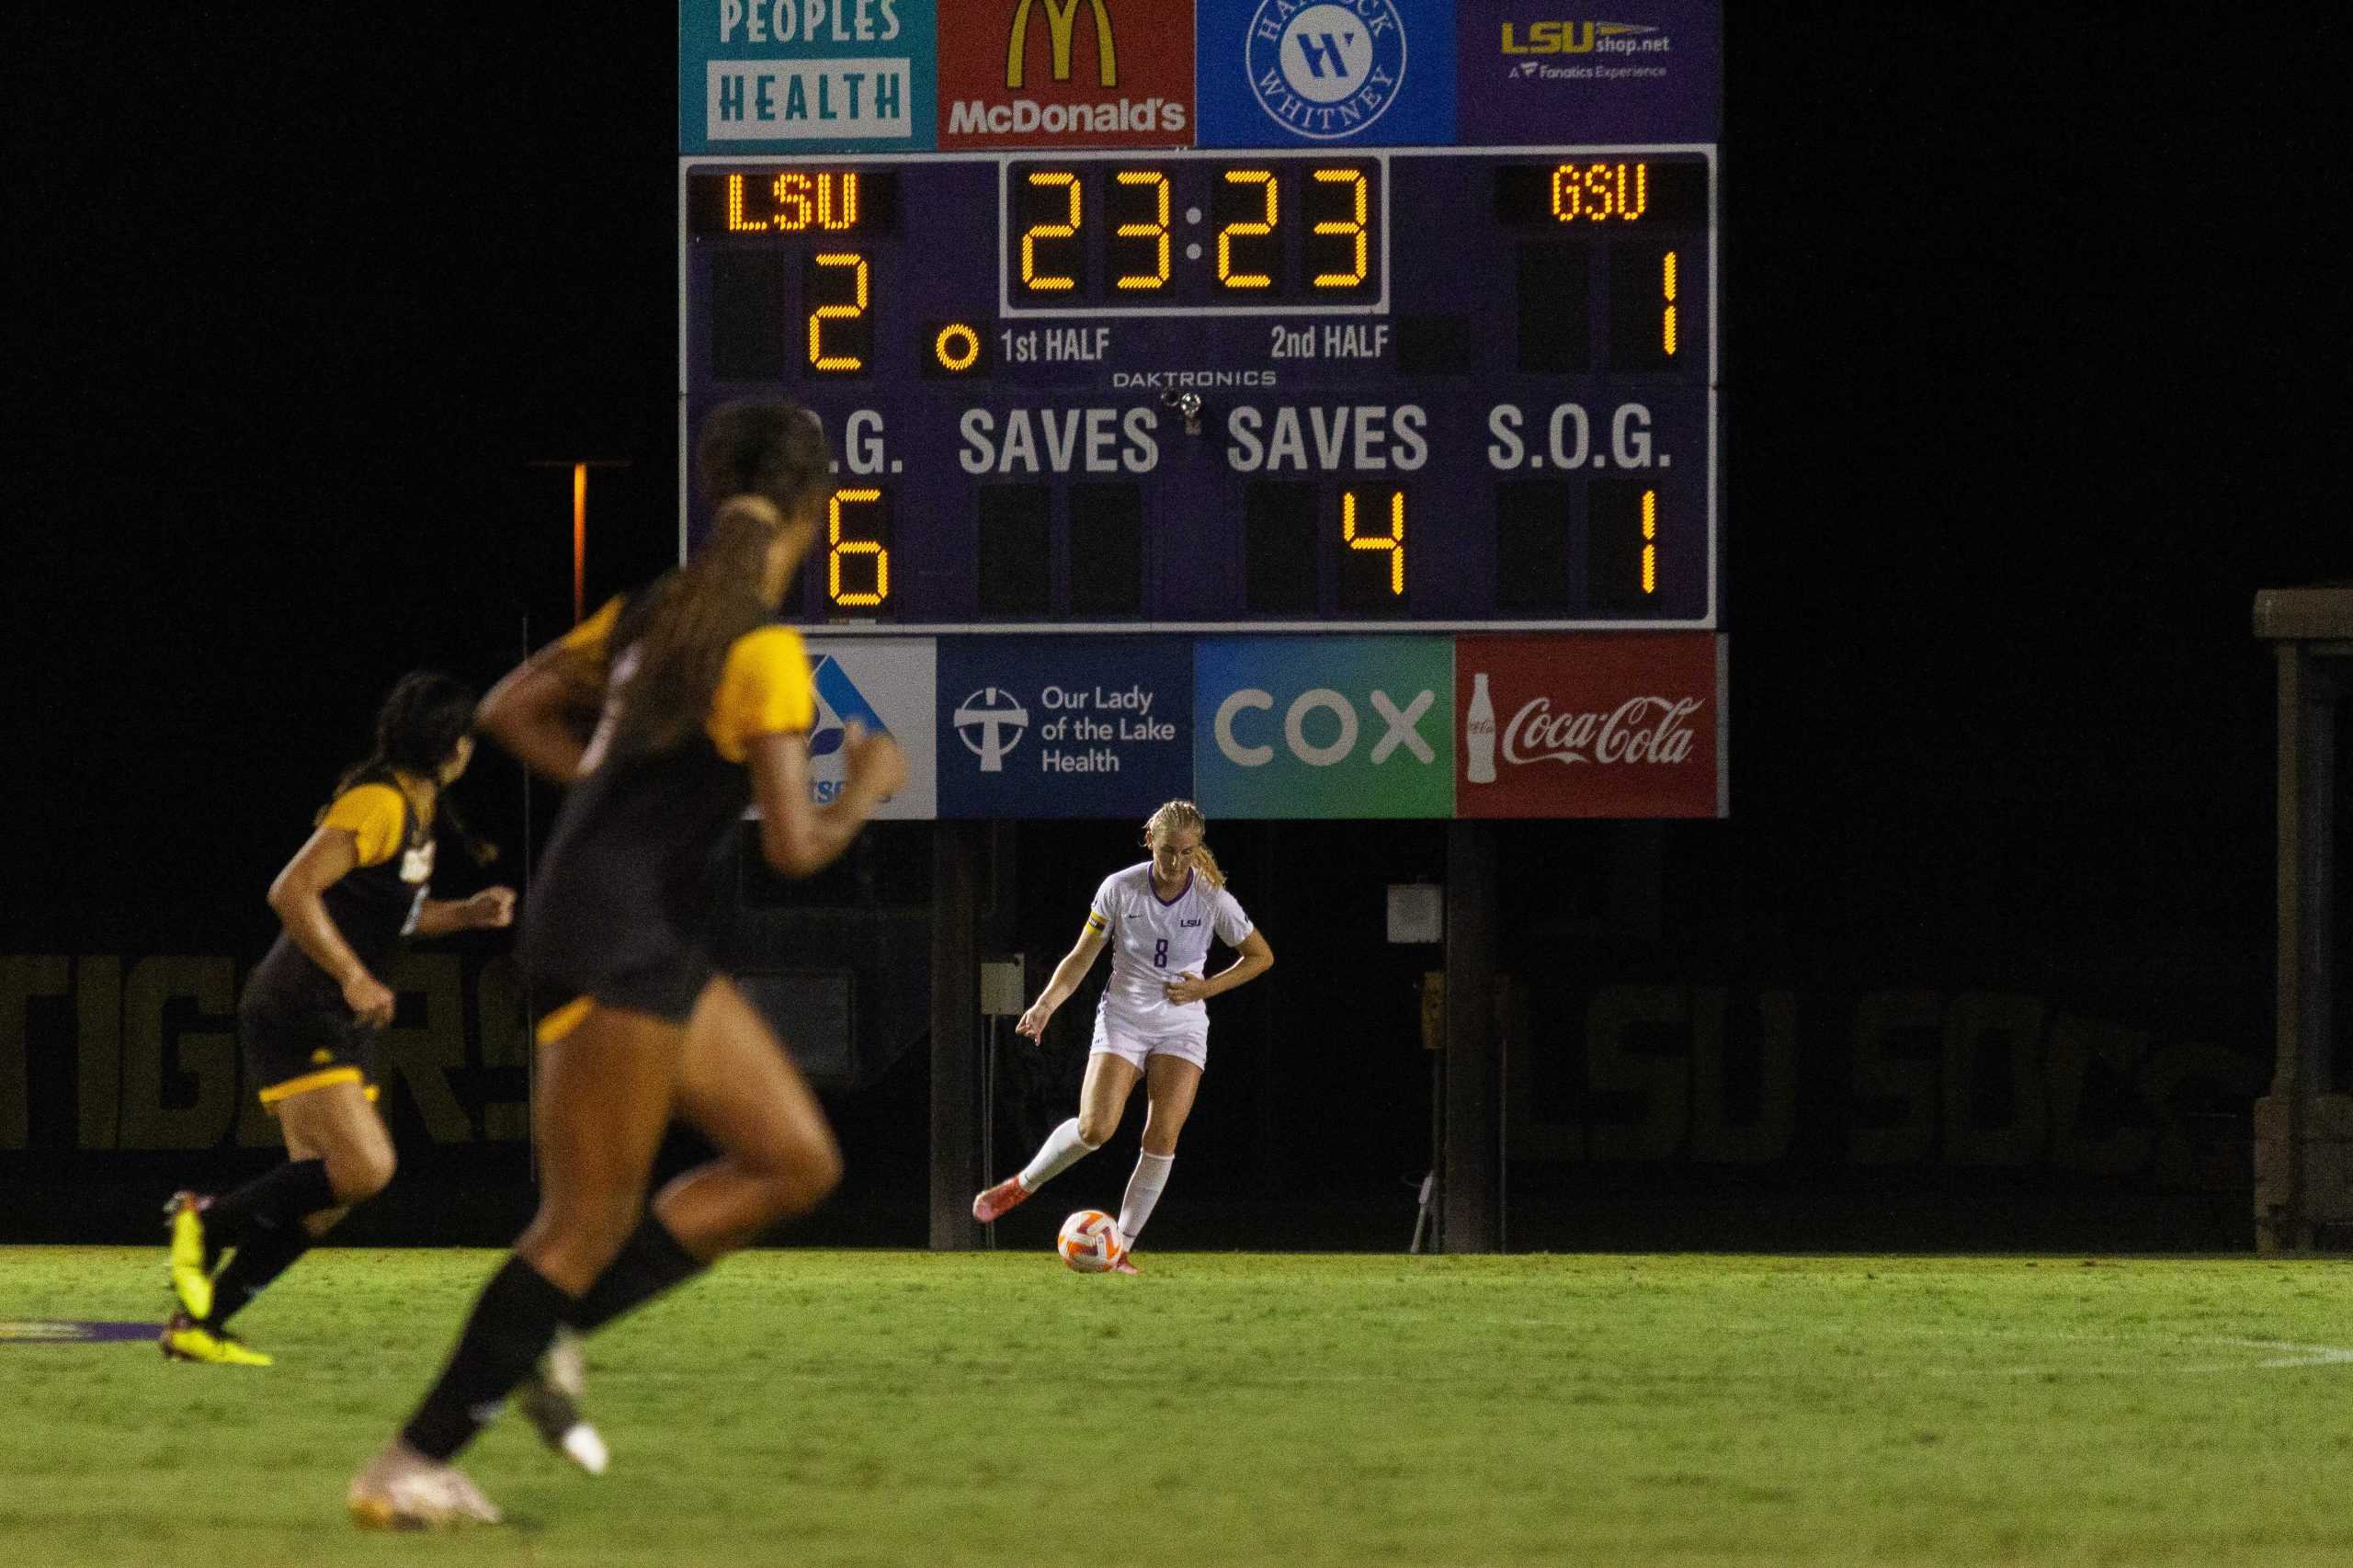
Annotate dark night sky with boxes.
[9,4,2347,1006]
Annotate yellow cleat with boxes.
[159,1311,273,1367]
[165,1192,213,1322]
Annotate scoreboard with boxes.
[678,144,1717,631]
[676,2,1724,819]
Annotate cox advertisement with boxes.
[937,638,1194,817]
[1455,632,1722,817]
[1193,637,1455,819]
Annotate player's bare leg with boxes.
[165,1081,389,1358]
[976,1051,1139,1221]
[356,1005,677,1525]
[661,974,843,1256]
[505,979,840,1481]
[489,1006,682,1479]
[1114,1053,1201,1270]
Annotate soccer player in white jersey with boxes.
[972,800,1275,1269]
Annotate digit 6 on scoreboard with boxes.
[826,487,892,613]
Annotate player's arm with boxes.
[1016,925,1110,1041]
[475,600,618,784]
[266,827,395,1028]
[748,722,908,880]
[410,887,517,937]
[1163,927,1274,1006]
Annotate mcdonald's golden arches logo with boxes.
[938,0,1192,148]
[1006,0,1117,90]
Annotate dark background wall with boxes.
[5,6,2344,1248]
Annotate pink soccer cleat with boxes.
[1112,1255,1141,1275]
[972,1176,1030,1224]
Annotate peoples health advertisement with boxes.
[680,0,938,152]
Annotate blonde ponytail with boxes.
[1143,799,1225,892]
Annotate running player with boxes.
[972,801,1274,1269]
[164,672,514,1367]
[347,398,904,1528]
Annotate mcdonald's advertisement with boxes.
[938,0,1196,147]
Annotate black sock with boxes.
[203,1224,313,1331]
[400,1256,574,1463]
[563,1212,709,1335]
[203,1159,338,1256]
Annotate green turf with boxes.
[2,1248,2350,1565]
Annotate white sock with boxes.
[1118,1152,1175,1243]
[1016,1118,1099,1194]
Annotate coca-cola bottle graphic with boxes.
[1465,673,1496,784]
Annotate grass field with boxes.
[2,1247,2350,1565]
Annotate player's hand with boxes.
[843,723,908,799]
[343,972,396,1028]
[1016,998,1054,1040]
[464,887,517,929]
[1163,971,1210,1006]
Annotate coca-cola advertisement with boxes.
[1455,634,1724,818]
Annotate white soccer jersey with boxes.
[1086,862,1254,1031]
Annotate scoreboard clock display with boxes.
[678,147,1717,631]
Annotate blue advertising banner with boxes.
[936,638,1195,818]
[679,0,938,153]
[1193,0,1457,148]
[1193,636,1454,819]
[1454,0,1721,144]
[802,637,939,818]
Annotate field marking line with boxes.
[2225,1339,2353,1369]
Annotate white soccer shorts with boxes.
[1089,1008,1209,1073]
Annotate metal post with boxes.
[2253,585,2352,1252]
[1442,821,1499,1253]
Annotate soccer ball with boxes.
[1057,1210,1126,1273]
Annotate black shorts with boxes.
[240,1001,381,1108]
[534,947,716,1045]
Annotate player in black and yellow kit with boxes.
[348,399,905,1528]
[163,672,515,1366]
